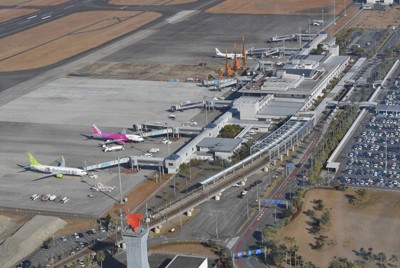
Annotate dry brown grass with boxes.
[207,0,347,15]
[0,0,70,5]
[0,9,38,23]
[109,0,196,5]
[0,11,161,71]
[349,6,400,29]
[279,188,400,267]
[325,5,359,36]
[79,62,220,81]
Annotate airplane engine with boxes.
[56,174,63,179]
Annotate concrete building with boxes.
[165,111,233,173]
[196,137,242,161]
[366,0,393,4]
[122,226,150,268]
[166,255,208,268]
[233,95,273,120]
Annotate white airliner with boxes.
[27,153,87,180]
[215,48,244,59]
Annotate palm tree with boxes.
[96,250,106,268]
[377,252,386,267]
[83,255,92,268]
[390,254,398,268]
[70,260,78,268]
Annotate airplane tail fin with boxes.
[28,153,42,166]
[92,124,102,136]
[215,48,221,55]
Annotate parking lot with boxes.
[27,227,110,267]
[337,71,400,190]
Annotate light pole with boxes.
[118,157,123,204]
[246,197,249,218]
[215,214,219,239]
[321,9,324,23]
[344,0,347,16]
[333,0,336,25]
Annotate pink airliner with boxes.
[92,124,144,144]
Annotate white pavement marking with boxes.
[227,236,240,249]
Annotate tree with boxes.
[389,254,398,267]
[37,264,43,268]
[329,257,355,268]
[103,214,112,229]
[220,124,242,138]
[70,261,78,268]
[320,210,332,226]
[96,250,106,268]
[355,189,367,201]
[84,255,92,268]
[377,252,386,267]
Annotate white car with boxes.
[168,114,177,119]
[102,144,125,152]
[148,148,160,153]
[161,139,172,144]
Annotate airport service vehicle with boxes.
[90,182,115,192]
[148,148,160,153]
[168,114,177,119]
[41,194,50,201]
[240,190,248,196]
[27,153,87,180]
[48,195,57,201]
[60,197,70,203]
[92,124,144,144]
[215,48,243,59]
[102,144,124,152]
[30,194,39,201]
[161,138,172,144]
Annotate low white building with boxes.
[166,255,208,268]
[196,137,243,161]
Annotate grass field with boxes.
[0,11,161,71]
[207,0,347,15]
[0,0,71,6]
[0,9,37,23]
[279,188,400,267]
[109,0,196,5]
[349,6,400,29]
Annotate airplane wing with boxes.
[33,173,57,181]
[60,156,65,167]
[102,139,125,145]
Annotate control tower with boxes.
[122,214,150,268]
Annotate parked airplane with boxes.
[215,48,243,59]
[92,124,144,144]
[27,153,87,180]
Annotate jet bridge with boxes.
[85,156,164,171]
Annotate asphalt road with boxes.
[233,133,320,268]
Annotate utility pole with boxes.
[333,0,336,25]
[118,157,123,204]
[215,215,219,239]
[246,197,249,218]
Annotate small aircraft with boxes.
[92,124,144,144]
[215,48,243,59]
[27,153,87,180]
